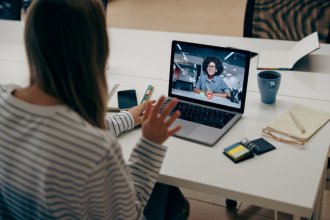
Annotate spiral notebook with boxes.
[267,104,330,140]
[223,138,276,164]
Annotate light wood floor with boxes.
[106,0,246,37]
[105,1,330,219]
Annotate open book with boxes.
[267,104,330,141]
[257,32,320,70]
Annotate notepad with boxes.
[257,32,320,70]
[224,143,251,161]
[267,104,330,140]
[223,138,276,164]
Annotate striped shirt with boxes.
[0,84,167,220]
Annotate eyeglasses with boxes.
[207,65,216,69]
[262,127,306,147]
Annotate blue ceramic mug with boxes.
[257,71,282,104]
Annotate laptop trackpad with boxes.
[169,119,199,136]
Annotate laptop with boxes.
[160,40,251,145]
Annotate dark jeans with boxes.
[143,183,186,220]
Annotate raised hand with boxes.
[142,96,182,145]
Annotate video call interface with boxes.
[171,44,248,109]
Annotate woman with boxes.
[194,56,231,98]
[0,0,187,219]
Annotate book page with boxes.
[107,84,150,110]
[292,32,319,66]
[267,104,330,140]
[258,50,292,69]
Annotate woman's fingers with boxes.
[143,101,153,122]
[150,96,165,119]
[159,98,178,121]
[167,124,182,136]
[164,110,180,127]
[137,100,149,114]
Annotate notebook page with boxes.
[267,104,330,140]
[258,50,292,69]
[292,32,319,66]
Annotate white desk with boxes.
[106,28,330,102]
[0,21,329,220]
[107,74,330,220]
[0,20,21,34]
[1,24,330,101]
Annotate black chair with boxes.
[173,80,193,92]
[243,0,330,43]
[0,0,107,21]
[0,0,22,20]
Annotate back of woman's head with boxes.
[25,0,109,129]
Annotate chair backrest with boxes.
[244,0,330,43]
[0,0,22,20]
[174,80,193,92]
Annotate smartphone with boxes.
[118,90,138,110]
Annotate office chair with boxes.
[0,0,22,20]
[173,80,193,92]
[243,0,330,43]
[0,0,107,21]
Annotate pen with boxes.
[205,84,211,92]
[289,111,305,133]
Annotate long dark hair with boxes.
[25,0,109,129]
[202,56,224,77]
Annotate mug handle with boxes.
[270,81,276,91]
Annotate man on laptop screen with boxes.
[172,44,247,109]
[163,41,250,145]
[194,56,230,99]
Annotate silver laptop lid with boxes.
[168,41,251,114]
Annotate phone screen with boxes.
[118,90,138,110]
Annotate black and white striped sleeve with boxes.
[81,137,167,220]
[105,112,134,136]
[127,137,167,211]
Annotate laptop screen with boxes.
[169,41,250,114]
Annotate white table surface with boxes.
[105,73,330,218]
[1,25,330,102]
[107,28,330,102]
[1,20,330,218]
[0,20,21,34]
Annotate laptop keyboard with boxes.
[160,99,235,129]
